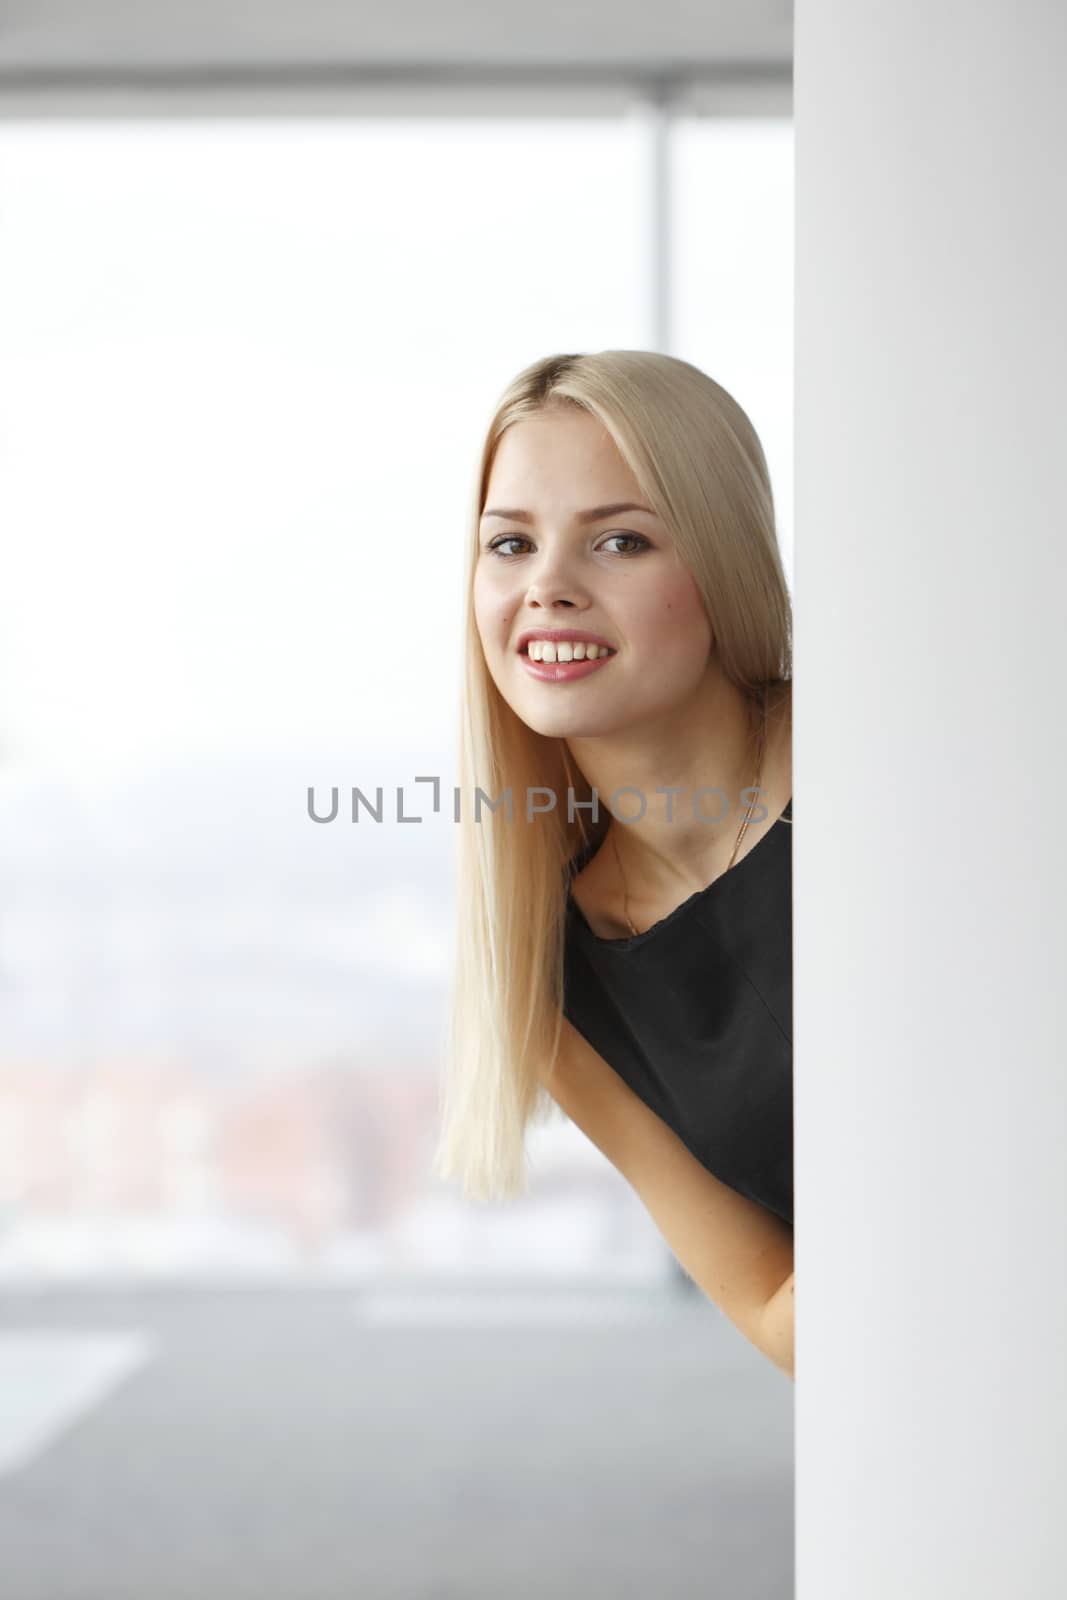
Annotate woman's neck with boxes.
[568,675,791,920]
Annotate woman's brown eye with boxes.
[600,533,650,555]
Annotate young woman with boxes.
[433,350,795,1377]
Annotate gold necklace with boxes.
[610,711,768,938]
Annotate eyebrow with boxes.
[480,501,657,525]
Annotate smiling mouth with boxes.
[518,644,617,683]
[521,640,616,662]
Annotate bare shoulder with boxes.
[539,1014,681,1177]
[566,844,635,942]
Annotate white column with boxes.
[628,84,675,355]
[795,4,1067,1596]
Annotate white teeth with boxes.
[526,639,611,662]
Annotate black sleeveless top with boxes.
[562,799,793,1227]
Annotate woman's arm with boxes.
[542,1016,795,1377]
[758,1270,795,1379]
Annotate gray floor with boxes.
[0,1283,793,1600]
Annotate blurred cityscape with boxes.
[0,752,669,1286]
[0,1055,669,1283]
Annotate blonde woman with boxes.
[433,350,795,1379]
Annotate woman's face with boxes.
[473,407,714,741]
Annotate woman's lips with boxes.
[519,651,616,683]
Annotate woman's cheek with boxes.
[470,572,498,650]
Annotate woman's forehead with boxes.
[486,413,640,503]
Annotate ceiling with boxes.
[0,0,793,117]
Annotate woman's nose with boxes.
[526,582,579,607]
[524,557,585,608]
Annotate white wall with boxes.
[795,3,1067,1595]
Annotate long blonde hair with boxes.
[431,350,792,1202]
